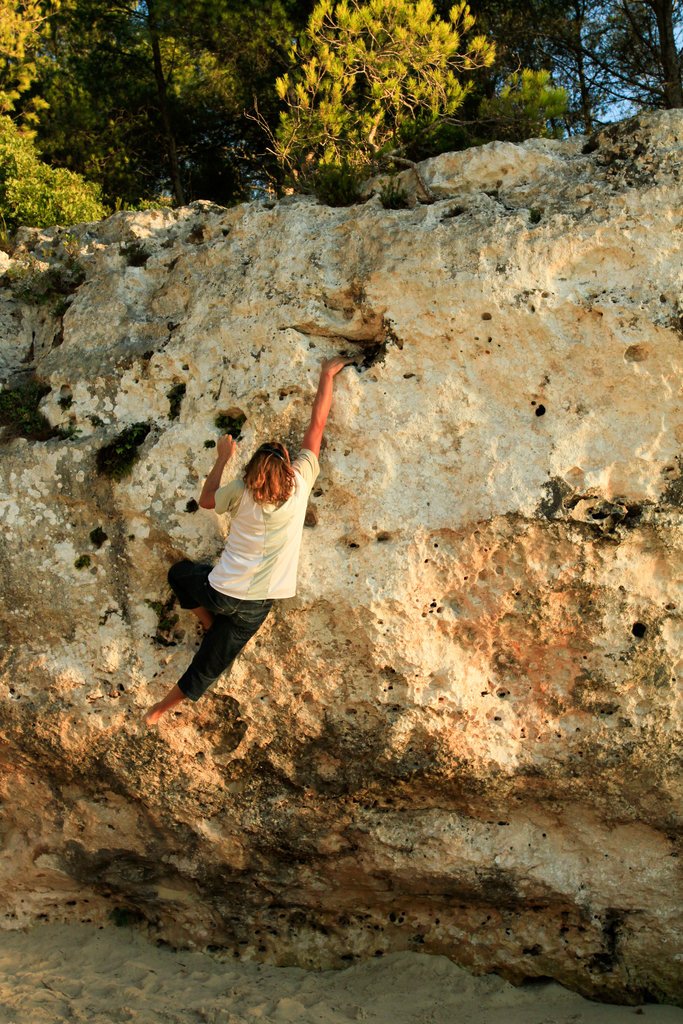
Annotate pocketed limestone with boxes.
[0,110,681,1004]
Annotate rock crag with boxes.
[0,111,681,1004]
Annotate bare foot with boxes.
[143,684,186,727]
[143,704,164,727]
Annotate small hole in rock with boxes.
[535,404,546,416]
[632,622,646,638]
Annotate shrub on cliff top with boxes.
[0,115,106,235]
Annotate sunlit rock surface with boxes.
[0,110,681,1004]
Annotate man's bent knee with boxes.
[168,559,193,587]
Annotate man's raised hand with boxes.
[321,356,355,377]
[217,434,237,460]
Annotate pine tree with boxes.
[271,0,496,184]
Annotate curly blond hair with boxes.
[243,442,295,505]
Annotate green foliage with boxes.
[214,411,246,437]
[0,115,106,233]
[378,176,410,209]
[96,422,151,481]
[57,422,81,440]
[204,439,216,448]
[274,0,496,183]
[167,382,186,420]
[0,378,54,441]
[0,0,51,122]
[74,554,91,569]
[29,0,308,209]
[479,70,567,141]
[459,0,682,136]
[1,0,677,213]
[312,161,363,205]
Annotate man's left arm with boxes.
[199,434,236,509]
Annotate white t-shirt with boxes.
[208,450,319,600]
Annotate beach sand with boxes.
[1,923,682,1024]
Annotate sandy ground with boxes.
[1,924,682,1024]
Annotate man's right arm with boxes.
[302,357,354,458]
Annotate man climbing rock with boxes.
[144,356,353,725]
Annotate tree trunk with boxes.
[573,0,594,133]
[147,2,186,205]
[649,0,683,107]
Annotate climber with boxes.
[143,355,354,726]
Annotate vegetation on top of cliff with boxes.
[379,177,411,210]
[0,115,106,238]
[3,235,86,311]
[311,162,364,206]
[266,0,497,187]
[0,0,679,223]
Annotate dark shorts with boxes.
[168,560,273,702]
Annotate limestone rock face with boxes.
[1,112,682,1004]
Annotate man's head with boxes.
[243,442,295,505]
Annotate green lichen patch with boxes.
[96,422,151,480]
[0,379,55,442]
[74,554,91,569]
